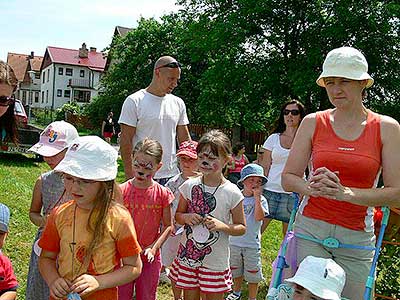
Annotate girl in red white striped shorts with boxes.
[169,130,246,300]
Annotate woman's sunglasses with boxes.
[155,61,181,69]
[0,96,15,107]
[283,109,300,116]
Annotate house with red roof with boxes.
[7,52,43,106]
[40,43,106,109]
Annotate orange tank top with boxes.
[301,109,382,232]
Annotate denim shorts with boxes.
[262,190,295,223]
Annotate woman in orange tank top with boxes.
[281,47,400,299]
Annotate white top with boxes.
[177,177,243,271]
[118,89,189,179]
[262,133,291,193]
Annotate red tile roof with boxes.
[47,46,106,70]
[7,52,43,81]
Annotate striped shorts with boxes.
[169,258,232,294]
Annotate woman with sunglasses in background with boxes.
[260,100,305,236]
[0,60,18,145]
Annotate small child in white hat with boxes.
[272,255,346,300]
[26,121,79,300]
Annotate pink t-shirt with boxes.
[0,253,18,292]
[120,180,174,249]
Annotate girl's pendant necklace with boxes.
[68,204,82,300]
[200,176,222,216]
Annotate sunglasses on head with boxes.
[283,109,300,116]
[155,61,181,70]
[0,96,15,107]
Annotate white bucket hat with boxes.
[285,256,346,300]
[54,135,118,181]
[316,46,374,88]
[29,121,79,157]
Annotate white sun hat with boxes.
[285,256,346,300]
[55,135,118,181]
[29,121,79,157]
[316,46,374,88]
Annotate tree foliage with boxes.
[90,0,399,131]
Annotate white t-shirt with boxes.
[177,177,243,271]
[262,133,291,193]
[118,89,189,179]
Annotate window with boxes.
[64,90,71,98]
[80,70,85,77]
[73,90,91,103]
[46,90,49,103]
[35,72,40,79]
[42,72,45,83]
[35,92,39,103]
[47,69,50,82]
[58,67,63,75]
[22,91,26,102]
[66,68,73,76]
[57,89,62,97]
[41,91,44,103]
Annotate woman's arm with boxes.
[281,115,315,195]
[29,176,45,227]
[244,154,250,165]
[70,254,142,297]
[0,291,17,300]
[259,149,273,177]
[39,250,71,300]
[204,201,246,236]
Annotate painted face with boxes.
[157,67,180,95]
[43,149,67,169]
[293,285,324,300]
[132,152,160,182]
[178,155,198,176]
[324,77,366,108]
[197,147,226,175]
[0,83,14,117]
[283,103,301,128]
[242,176,263,192]
[63,174,100,209]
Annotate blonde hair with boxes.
[0,60,18,89]
[133,138,163,164]
[197,130,232,159]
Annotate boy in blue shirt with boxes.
[227,164,269,300]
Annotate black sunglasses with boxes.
[0,96,15,107]
[156,61,181,69]
[283,109,300,116]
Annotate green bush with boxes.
[55,102,88,121]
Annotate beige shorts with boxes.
[294,213,375,299]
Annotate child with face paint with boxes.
[170,130,246,300]
[161,140,200,299]
[118,138,174,300]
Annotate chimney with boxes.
[29,51,34,59]
[79,43,88,58]
[90,47,97,52]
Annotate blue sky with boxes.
[0,0,180,61]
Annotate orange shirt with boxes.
[120,180,174,249]
[39,200,141,300]
[302,109,382,231]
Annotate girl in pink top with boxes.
[227,142,249,184]
[282,47,400,299]
[118,138,174,300]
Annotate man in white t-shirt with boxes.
[118,56,191,183]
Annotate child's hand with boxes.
[143,247,156,263]
[70,274,100,297]
[184,213,204,226]
[49,277,72,300]
[252,185,263,199]
[203,216,227,232]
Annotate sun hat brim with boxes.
[316,72,374,88]
[285,276,341,300]
[237,174,267,188]
[29,142,65,157]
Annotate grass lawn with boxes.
[0,152,282,300]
